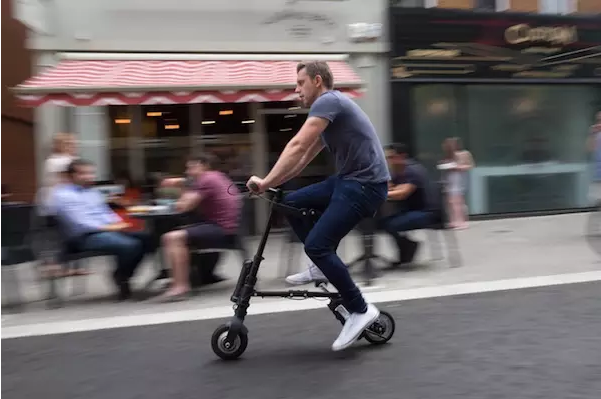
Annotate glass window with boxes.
[142,105,192,177]
[108,105,133,181]
[199,103,253,182]
[413,85,467,174]
[108,103,256,189]
[412,84,601,215]
[467,85,598,213]
[539,0,573,14]
[262,101,301,110]
[390,0,426,7]
[474,0,497,10]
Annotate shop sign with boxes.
[504,24,578,46]
[261,0,341,39]
[347,23,382,42]
[390,7,601,81]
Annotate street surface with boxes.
[3,281,600,399]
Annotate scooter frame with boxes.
[211,186,395,360]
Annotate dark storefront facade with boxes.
[390,7,601,215]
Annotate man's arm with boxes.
[387,166,421,201]
[263,117,329,188]
[261,93,340,189]
[175,190,202,213]
[162,177,186,187]
[387,183,416,201]
[280,137,325,183]
[456,151,475,171]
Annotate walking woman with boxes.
[439,137,474,229]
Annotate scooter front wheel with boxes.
[211,324,248,360]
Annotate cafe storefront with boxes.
[12,0,389,233]
[14,53,366,232]
[389,7,601,215]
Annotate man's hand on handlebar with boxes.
[246,176,267,194]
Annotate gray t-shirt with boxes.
[308,90,390,184]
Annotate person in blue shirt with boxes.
[246,61,390,352]
[379,143,436,266]
[52,159,153,300]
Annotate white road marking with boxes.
[3,271,601,340]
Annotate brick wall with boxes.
[437,0,472,9]
[433,0,601,13]
[1,118,37,202]
[1,0,36,202]
[509,0,539,12]
[578,0,601,13]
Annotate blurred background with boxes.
[3,1,600,235]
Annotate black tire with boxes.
[364,311,395,345]
[211,324,248,360]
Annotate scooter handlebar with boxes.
[248,181,260,193]
[233,182,280,195]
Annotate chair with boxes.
[346,216,391,284]
[31,214,109,308]
[347,180,462,275]
[189,196,251,287]
[1,204,35,311]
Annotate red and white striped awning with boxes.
[14,55,365,107]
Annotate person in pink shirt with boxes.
[160,153,241,300]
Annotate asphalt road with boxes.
[3,282,600,399]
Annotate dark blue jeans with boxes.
[378,210,433,260]
[73,231,153,281]
[284,176,388,313]
[378,210,433,234]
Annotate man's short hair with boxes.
[67,159,93,176]
[188,152,217,169]
[297,61,334,90]
[384,143,408,156]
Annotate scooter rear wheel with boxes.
[363,311,395,345]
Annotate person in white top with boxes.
[587,111,601,203]
[439,137,474,230]
[42,132,78,203]
[36,132,83,277]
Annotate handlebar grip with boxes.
[248,182,260,192]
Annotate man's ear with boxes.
[314,75,323,88]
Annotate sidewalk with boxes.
[2,212,600,328]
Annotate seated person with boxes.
[286,144,437,285]
[379,143,435,266]
[159,153,242,301]
[285,143,435,285]
[52,159,153,300]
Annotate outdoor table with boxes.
[128,206,185,289]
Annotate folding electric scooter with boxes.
[211,184,396,360]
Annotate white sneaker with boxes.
[285,263,328,285]
[332,303,380,351]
